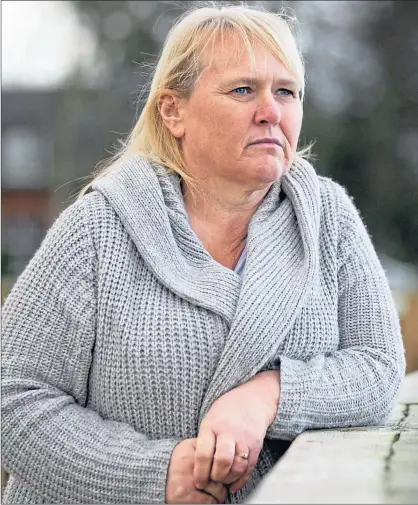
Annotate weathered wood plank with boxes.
[248,428,418,503]
[248,429,404,504]
[406,405,418,429]
[382,430,418,504]
[247,371,418,504]
[399,370,418,404]
[388,404,418,430]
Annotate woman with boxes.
[2,3,405,504]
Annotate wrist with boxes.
[249,370,281,426]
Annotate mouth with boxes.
[249,138,283,148]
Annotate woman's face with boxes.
[175,36,303,191]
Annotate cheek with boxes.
[282,105,303,149]
[189,105,226,142]
[207,106,247,138]
[200,97,250,141]
[282,116,302,151]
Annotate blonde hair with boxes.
[77,1,312,199]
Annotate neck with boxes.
[182,177,271,265]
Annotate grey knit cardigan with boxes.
[2,155,405,504]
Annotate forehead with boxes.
[199,34,295,84]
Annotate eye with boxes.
[277,88,296,97]
[232,86,252,95]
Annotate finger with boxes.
[229,445,262,494]
[194,430,216,489]
[204,480,228,504]
[210,433,236,482]
[201,493,218,505]
[222,441,249,484]
[193,490,218,504]
[203,496,217,505]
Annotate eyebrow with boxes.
[222,77,299,89]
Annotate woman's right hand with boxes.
[166,438,228,504]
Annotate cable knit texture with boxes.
[2,155,405,504]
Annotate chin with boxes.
[254,159,286,184]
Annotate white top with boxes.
[234,246,247,279]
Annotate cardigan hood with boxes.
[92,155,322,420]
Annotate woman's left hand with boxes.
[194,370,281,494]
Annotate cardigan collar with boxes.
[92,155,289,324]
[93,154,321,412]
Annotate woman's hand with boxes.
[194,370,281,494]
[166,438,228,504]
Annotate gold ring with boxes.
[238,453,249,460]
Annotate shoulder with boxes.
[42,194,95,252]
[33,191,113,273]
[314,175,379,274]
[5,193,102,305]
[317,174,351,210]
[292,157,355,221]
[73,190,112,221]
[305,169,375,266]
[316,174,365,234]
[63,190,121,236]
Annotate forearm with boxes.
[265,347,404,440]
[2,376,181,503]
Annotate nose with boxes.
[254,93,281,126]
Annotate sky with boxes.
[1,1,390,116]
[1,0,354,91]
[2,1,95,89]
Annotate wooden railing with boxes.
[247,371,418,504]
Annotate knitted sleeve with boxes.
[266,183,406,441]
[1,197,180,504]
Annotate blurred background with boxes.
[2,0,418,372]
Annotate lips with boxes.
[250,138,283,148]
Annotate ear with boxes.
[158,92,185,138]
